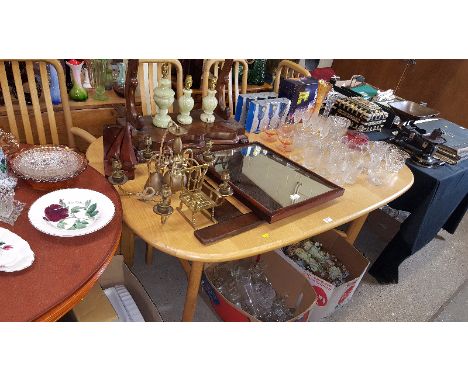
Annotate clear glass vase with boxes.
[92,59,109,101]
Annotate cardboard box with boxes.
[72,283,119,322]
[278,77,318,116]
[244,97,290,133]
[202,251,317,322]
[276,230,369,321]
[73,255,162,322]
[234,92,277,125]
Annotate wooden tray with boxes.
[207,142,344,223]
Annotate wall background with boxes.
[332,59,468,128]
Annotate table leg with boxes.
[145,243,153,265]
[121,222,135,266]
[345,213,369,244]
[182,261,204,322]
[178,259,191,278]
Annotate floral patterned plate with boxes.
[0,227,35,272]
[28,188,115,237]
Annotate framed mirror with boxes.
[208,142,344,223]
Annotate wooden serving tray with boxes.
[207,142,344,223]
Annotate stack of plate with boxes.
[0,228,35,272]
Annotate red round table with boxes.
[0,164,122,322]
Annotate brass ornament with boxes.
[184,75,193,90]
[161,63,169,79]
[208,76,217,91]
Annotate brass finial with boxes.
[161,63,169,79]
[208,76,217,91]
[184,75,193,90]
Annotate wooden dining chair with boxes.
[200,59,248,118]
[0,59,96,148]
[137,59,184,118]
[273,59,311,93]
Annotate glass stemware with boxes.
[277,122,295,153]
[366,142,406,186]
[262,103,278,142]
[254,104,267,134]
[303,139,322,170]
[328,115,351,140]
[278,101,288,126]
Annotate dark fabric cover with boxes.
[369,140,468,283]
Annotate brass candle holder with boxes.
[111,120,233,228]
[107,156,128,185]
[142,135,155,161]
[218,170,233,197]
[153,184,173,224]
[202,139,215,164]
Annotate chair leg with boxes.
[145,243,153,265]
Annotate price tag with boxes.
[323,217,333,223]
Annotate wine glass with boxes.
[292,108,304,124]
[278,101,289,125]
[277,123,295,153]
[262,103,278,142]
[254,105,267,134]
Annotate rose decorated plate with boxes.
[28,188,115,237]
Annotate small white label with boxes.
[323,217,333,223]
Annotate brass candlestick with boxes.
[202,139,215,164]
[142,135,154,161]
[218,170,233,197]
[107,156,128,185]
[153,184,173,224]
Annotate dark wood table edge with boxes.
[33,226,121,322]
[31,171,124,322]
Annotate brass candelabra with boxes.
[108,120,231,227]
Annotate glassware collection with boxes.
[258,107,407,187]
[0,131,24,225]
[283,239,350,287]
[209,260,296,322]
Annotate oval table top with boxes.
[0,164,122,322]
[86,134,413,263]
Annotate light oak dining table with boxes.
[86,133,414,321]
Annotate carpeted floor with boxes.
[130,209,468,322]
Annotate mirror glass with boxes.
[212,144,334,213]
